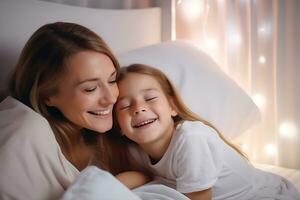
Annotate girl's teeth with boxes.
[134,119,156,127]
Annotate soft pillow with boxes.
[118,41,261,139]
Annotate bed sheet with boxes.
[255,163,300,192]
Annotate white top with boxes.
[129,121,300,200]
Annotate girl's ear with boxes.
[169,98,178,117]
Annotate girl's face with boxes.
[47,51,119,133]
[116,72,177,145]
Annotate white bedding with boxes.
[255,163,300,192]
[62,166,189,200]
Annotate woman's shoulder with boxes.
[0,96,53,144]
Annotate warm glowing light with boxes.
[228,32,242,46]
[264,144,277,156]
[258,26,266,34]
[241,144,249,152]
[205,38,217,50]
[177,0,182,5]
[258,24,272,36]
[279,121,298,139]
[252,94,266,109]
[259,55,266,64]
[180,0,205,21]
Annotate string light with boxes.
[180,0,205,21]
[259,55,266,64]
[279,121,298,139]
[241,144,249,153]
[252,94,266,109]
[228,31,242,46]
[264,144,277,156]
[258,26,266,34]
[205,37,217,50]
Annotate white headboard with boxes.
[0,0,162,95]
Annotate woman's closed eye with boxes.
[84,86,97,93]
[108,77,117,85]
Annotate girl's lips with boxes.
[132,118,158,128]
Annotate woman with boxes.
[0,22,151,200]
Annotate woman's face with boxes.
[47,51,119,133]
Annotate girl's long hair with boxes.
[8,22,129,174]
[117,63,247,159]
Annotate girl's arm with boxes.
[184,188,212,200]
[116,171,152,189]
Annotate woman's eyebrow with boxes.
[76,78,99,85]
[76,70,117,85]
[110,70,117,78]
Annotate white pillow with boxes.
[118,41,261,139]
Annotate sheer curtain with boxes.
[176,0,300,169]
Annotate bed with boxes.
[0,0,299,199]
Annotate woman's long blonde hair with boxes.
[8,22,129,174]
[117,63,247,159]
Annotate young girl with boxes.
[115,64,300,200]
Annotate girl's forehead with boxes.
[118,73,164,96]
[120,73,161,88]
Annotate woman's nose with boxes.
[99,85,118,106]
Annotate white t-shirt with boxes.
[129,121,300,200]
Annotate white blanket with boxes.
[62,166,188,200]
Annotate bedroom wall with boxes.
[40,0,174,41]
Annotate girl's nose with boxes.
[134,106,146,115]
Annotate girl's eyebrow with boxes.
[76,70,117,85]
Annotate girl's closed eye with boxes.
[118,100,131,110]
[145,96,157,101]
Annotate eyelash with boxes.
[146,97,157,101]
[109,79,117,84]
[84,87,97,93]
[118,96,157,110]
[120,105,130,110]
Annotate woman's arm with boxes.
[184,188,212,200]
[116,171,152,189]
